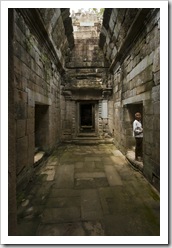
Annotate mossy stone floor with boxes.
[17,144,160,236]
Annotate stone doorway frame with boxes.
[76,100,99,136]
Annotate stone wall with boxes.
[12,9,73,186]
[99,8,160,190]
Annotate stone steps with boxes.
[72,136,114,145]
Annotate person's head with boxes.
[135,112,141,121]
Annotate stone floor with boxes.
[17,144,160,236]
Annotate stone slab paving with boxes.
[81,189,103,221]
[42,207,81,223]
[54,164,74,188]
[75,172,106,179]
[104,165,123,186]
[17,144,160,236]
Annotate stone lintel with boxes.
[26,88,52,106]
[122,91,151,106]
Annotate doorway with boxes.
[79,103,95,132]
[35,104,49,150]
[124,102,143,163]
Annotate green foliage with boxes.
[88,8,104,17]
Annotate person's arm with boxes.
[133,121,143,134]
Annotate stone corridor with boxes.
[17,144,160,236]
[8,8,161,236]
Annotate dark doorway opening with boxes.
[124,102,143,164]
[80,103,95,132]
[35,104,49,150]
[125,103,143,150]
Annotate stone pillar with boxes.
[8,8,18,235]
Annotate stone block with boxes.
[153,47,160,73]
[16,136,28,174]
[153,115,160,131]
[36,222,85,236]
[75,172,106,179]
[14,55,22,75]
[27,106,34,119]
[46,195,80,208]
[153,71,160,85]
[16,119,26,138]
[144,142,152,156]
[127,54,153,82]
[144,131,153,144]
[144,100,154,115]
[127,60,133,74]
[102,157,113,164]
[152,85,160,102]
[50,9,61,31]
[153,101,160,115]
[42,207,80,223]
[26,118,35,135]
[110,46,117,61]
[14,73,27,91]
[129,80,135,90]
[54,164,74,189]
[81,189,103,220]
[28,133,35,156]
[136,81,153,95]
[21,63,31,80]
[49,189,81,198]
[14,89,28,103]
[109,16,115,33]
[144,115,154,131]
[104,165,123,186]
[15,102,27,119]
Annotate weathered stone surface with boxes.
[53,164,74,188]
[153,47,160,72]
[75,172,106,179]
[81,189,103,220]
[46,196,80,208]
[152,85,160,102]
[36,222,86,236]
[153,101,160,115]
[42,207,80,223]
[26,118,34,135]
[16,144,160,236]
[16,136,28,174]
[16,119,26,138]
[104,165,123,186]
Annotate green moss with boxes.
[17,191,27,206]
[149,189,160,201]
[24,35,35,52]
[143,205,160,227]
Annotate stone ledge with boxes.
[126,150,143,172]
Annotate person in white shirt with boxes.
[133,112,143,161]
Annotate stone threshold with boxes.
[71,137,114,145]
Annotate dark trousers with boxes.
[135,137,143,159]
